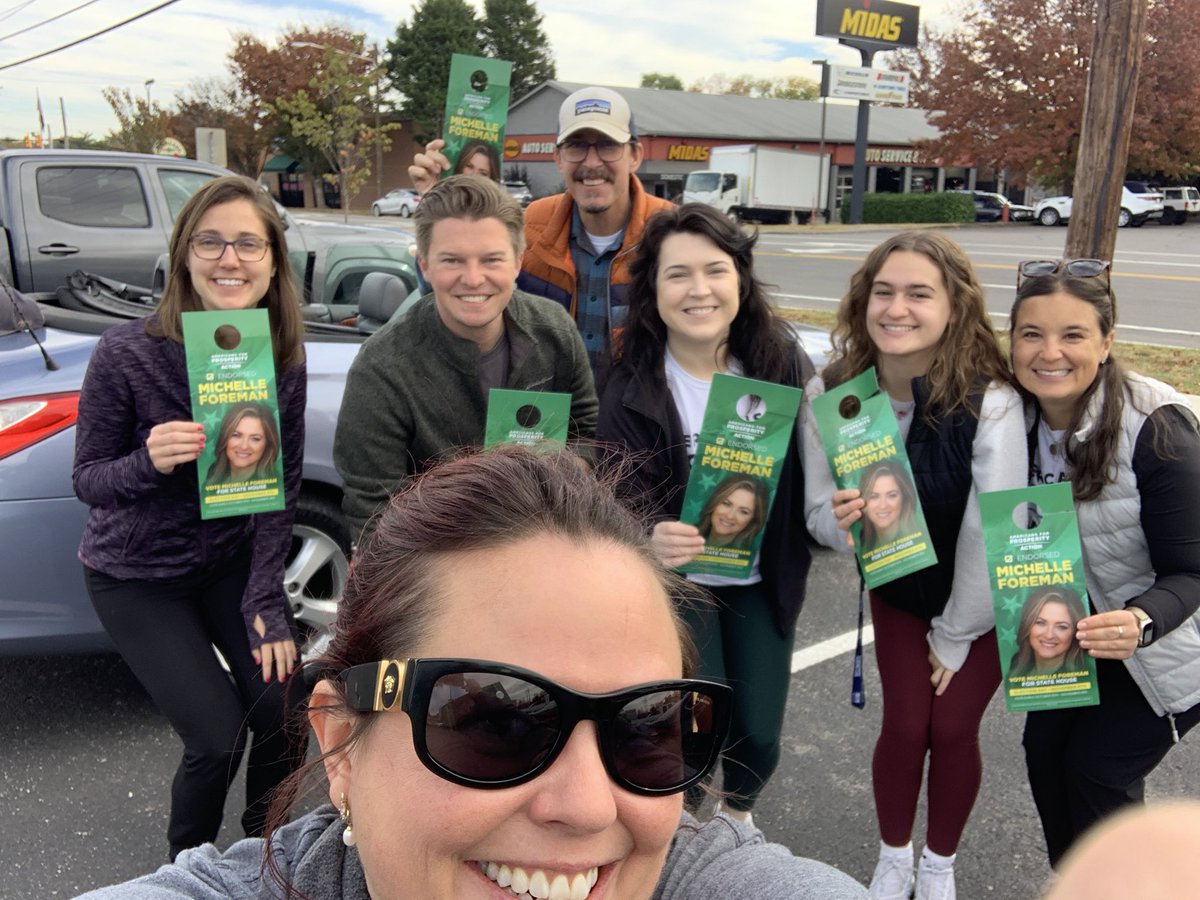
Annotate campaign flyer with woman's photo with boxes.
[677,373,802,577]
[811,367,936,587]
[441,53,512,179]
[182,309,285,519]
[979,482,1100,712]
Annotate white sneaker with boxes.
[869,846,914,900]
[915,849,956,900]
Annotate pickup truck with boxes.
[0,148,418,323]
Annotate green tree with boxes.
[228,24,368,175]
[641,72,684,91]
[388,0,482,143]
[890,0,1200,189]
[481,0,556,102]
[170,76,265,177]
[101,87,170,153]
[272,45,398,220]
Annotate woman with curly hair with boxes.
[806,230,1026,899]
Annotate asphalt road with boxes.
[7,546,1199,898]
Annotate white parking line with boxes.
[792,625,874,673]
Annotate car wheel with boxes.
[372,204,383,216]
[286,493,351,656]
[727,208,741,223]
[400,204,412,218]
[1117,208,1131,228]
[1175,210,1187,225]
[1161,207,1176,225]
[1038,208,1060,226]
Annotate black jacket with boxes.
[597,353,814,637]
[873,376,983,620]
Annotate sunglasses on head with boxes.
[340,658,732,796]
[1016,258,1111,291]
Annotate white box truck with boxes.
[682,145,829,224]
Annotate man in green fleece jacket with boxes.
[333,176,598,545]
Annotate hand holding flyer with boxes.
[979,482,1100,712]
[182,309,285,520]
[677,373,802,577]
[441,54,512,180]
[811,368,936,587]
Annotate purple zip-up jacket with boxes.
[73,315,306,649]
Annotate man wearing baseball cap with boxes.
[410,85,672,387]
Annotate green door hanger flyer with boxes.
[979,482,1100,713]
[484,389,571,449]
[677,374,802,577]
[810,368,937,588]
[182,309,284,520]
[441,54,512,179]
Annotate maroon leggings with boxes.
[870,593,1000,855]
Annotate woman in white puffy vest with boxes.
[1008,258,1200,868]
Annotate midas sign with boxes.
[815,0,920,48]
[667,144,710,161]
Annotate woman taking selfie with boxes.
[1009,260,1200,867]
[73,176,307,860]
[80,448,867,899]
[597,203,817,825]
[807,231,1026,899]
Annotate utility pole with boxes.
[1064,0,1149,262]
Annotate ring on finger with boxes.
[1117,625,1124,639]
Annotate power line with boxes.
[0,0,38,26]
[0,0,106,43]
[0,0,183,72]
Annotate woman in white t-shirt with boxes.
[597,203,817,825]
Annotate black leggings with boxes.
[85,556,305,860]
[1023,657,1200,866]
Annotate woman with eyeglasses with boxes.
[597,203,817,828]
[73,175,307,860]
[807,231,1026,900]
[79,448,867,899]
[1009,259,1200,867]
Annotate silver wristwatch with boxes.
[1127,606,1154,648]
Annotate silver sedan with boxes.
[371,188,421,217]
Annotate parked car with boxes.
[1033,186,1163,228]
[1,276,830,656]
[371,188,421,217]
[0,149,415,302]
[947,190,1034,222]
[502,181,533,208]
[1159,186,1200,225]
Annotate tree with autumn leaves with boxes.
[890,0,1200,190]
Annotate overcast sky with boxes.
[0,0,957,140]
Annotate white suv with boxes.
[1034,186,1163,228]
[1160,186,1200,225]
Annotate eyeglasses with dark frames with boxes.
[339,657,732,796]
[189,235,271,262]
[1016,258,1111,291]
[558,138,628,163]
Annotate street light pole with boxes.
[812,60,829,224]
[144,78,155,108]
[373,43,382,202]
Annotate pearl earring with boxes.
[339,793,356,847]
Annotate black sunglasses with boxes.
[340,658,732,796]
[1016,258,1111,291]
